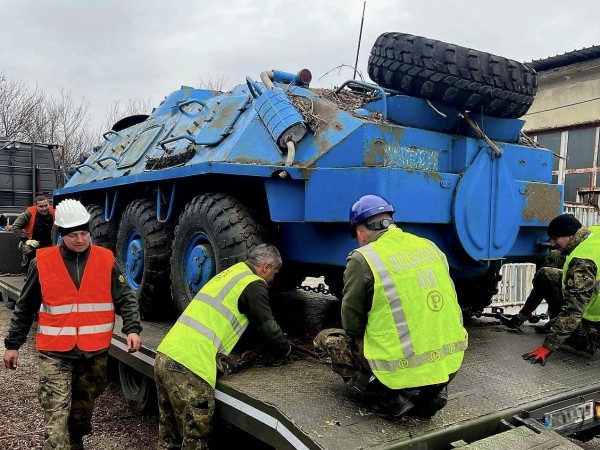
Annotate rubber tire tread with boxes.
[87,203,117,251]
[170,193,267,314]
[118,361,158,415]
[453,270,502,312]
[368,32,538,118]
[116,199,174,320]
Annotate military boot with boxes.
[369,390,414,419]
[69,435,84,450]
[534,321,552,334]
[408,385,448,419]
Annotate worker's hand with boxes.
[4,350,19,370]
[25,239,40,248]
[126,333,141,353]
[522,345,553,366]
[498,314,524,331]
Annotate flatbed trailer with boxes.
[2,274,599,449]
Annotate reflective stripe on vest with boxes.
[36,245,115,352]
[23,205,55,240]
[357,227,467,389]
[40,303,115,314]
[157,262,261,388]
[563,226,600,322]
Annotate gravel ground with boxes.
[1,298,599,450]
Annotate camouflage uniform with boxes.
[314,229,454,418]
[313,329,369,384]
[155,353,215,450]
[5,245,142,450]
[38,353,108,450]
[155,261,290,448]
[545,227,600,355]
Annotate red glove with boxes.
[522,345,553,366]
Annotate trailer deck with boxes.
[2,275,598,449]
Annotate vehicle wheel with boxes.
[170,193,267,314]
[453,269,502,313]
[118,361,157,415]
[87,203,117,251]
[271,263,305,293]
[368,32,537,118]
[0,232,24,274]
[116,199,174,320]
[324,269,344,299]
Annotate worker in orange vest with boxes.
[4,199,142,450]
[11,195,55,270]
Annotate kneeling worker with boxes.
[315,195,467,419]
[155,243,291,449]
[523,214,600,365]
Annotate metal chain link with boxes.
[297,282,330,295]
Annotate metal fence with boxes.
[491,263,536,307]
[564,202,599,227]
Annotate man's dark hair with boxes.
[34,195,48,204]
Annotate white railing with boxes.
[564,203,599,227]
[491,263,537,307]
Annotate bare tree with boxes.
[48,89,95,168]
[0,74,46,140]
[197,74,229,92]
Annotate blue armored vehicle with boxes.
[55,33,559,319]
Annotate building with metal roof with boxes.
[523,45,600,204]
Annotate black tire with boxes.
[118,361,157,415]
[271,263,305,293]
[324,269,344,299]
[368,32,537,118]
[170,193,267,314]
[116,199,174,320]
[453,270,502,313]
[87,203,117,251]
[0,232,24,274]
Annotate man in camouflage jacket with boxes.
[523,214,600,365]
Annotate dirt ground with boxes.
[1,300,599,450]
[0,304,271,450]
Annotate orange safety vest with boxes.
[36,245,115,352]
[23,205,55,239]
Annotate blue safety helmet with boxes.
[349,195,395,237]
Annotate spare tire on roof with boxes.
[368,32,538,119]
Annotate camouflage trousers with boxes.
[19,242,37,269]
[314,329,452,416]
[520,267,564,318]
[313,328,369,381]
[155,352,215,450]
[38,352,108,450]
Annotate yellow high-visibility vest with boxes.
[157,262,262,387]
[356,227,467,389]
[562,225,600,322]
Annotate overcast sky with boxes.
[1,0,599,132]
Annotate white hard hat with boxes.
[55,199,91,228]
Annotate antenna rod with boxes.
[353,1,366,80]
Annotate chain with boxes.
[297,282,330,295]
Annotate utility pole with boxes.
[353,1,366,80]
